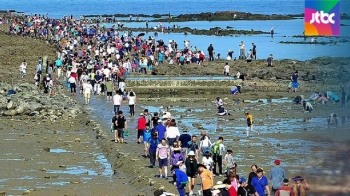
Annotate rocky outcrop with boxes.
[0,82,81,120]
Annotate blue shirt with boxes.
[268,166,287,189]
[143,129,152,142]
[251,176,269,196]
[179,134,191,148]
[148,138,159,153]
[292,74,298,82]
[156,124,166,141]
[175,169,188,186]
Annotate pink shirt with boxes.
[156,144,169,159]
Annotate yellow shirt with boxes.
[200,169,213,190]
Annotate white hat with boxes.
[213,181,226,189]
[176,160,183,166]
[211,190,220,195]
[157,119,162,123]
[187,151,195,156]
[140,113,144,116]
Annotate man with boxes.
[239,41,246,59]
[271,27,274,38]
[105,78,114,102]
[198,163,214,196]
[178,133,191,154]
[275,179,294,196]
[155,120,167,142]
[252,43,257,60]
[212,136,225,176]
[207,44,214,61]
[251,168,270,196]
[248,164,258,185]
[144,109,152,127]
[137,113,146,144]
[156,138,170,179]
[55,58,63,79]
[269,159,287,196]
[173,167,188,196]
[245,112,259,138]
[267,54,274,67]
[148,133,159,168]
[111,111,127,143]
[186,135,199,158]
[290,71,299,93]
[112,92,123,114]
[237,177,259,196]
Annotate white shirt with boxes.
[236,71,241,78]
[20,64,27,73]
[128,96,136,105]
[119,82,126,92]
[224,65,230,73]
[68,77,76,83]
[202,156,214,169]
[113,94,122,105]
[83,83,93,94]
[103,68,111,78]
[166,126,180,139]
[240,43,245,50]
[200,136,212,147]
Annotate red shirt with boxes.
[137,117,146,130]
[228,186,238,196]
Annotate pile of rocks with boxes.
[0,82,81,120]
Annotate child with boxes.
[143,125,152,157]
[223,150,235,175]
[177,160,186,173]
[201,151,213,171]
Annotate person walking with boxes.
[251,168,271,196]
[245,112,260,138]
[269,159,287,196]
[185,151,198,196]
[136,113,146,144]
[252,43,257,60]
[83,80,93,105]
[239,41,246,59]
[156,138,170,179]
[105,78,114,102]
[212,136,225,176]
[127,90,136,117]
[111,111,128,143]
[198,163,214,196]
[148,133,159,168]
[207,44,214,61]
[112,92,123,114]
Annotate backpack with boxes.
[171,151,184,166]
[212,142,221,154]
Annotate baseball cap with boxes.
[274,159,281,165]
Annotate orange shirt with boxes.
[200,169,213,190]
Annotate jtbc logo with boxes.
[310,11,335,24]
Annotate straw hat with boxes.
[213,181,226,189]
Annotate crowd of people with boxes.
[113,106,311,196]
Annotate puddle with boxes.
[49,148,69,153]
[93,153,113,177]
[47,166,98,176]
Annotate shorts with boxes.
[144,142,149,150]
[224,72,229,76]
[167,138,176,146]
[137,130,144,139]
[107,91,112,96]
[158,158,168,168]
[187,173,196,178]
[293,82,299,88]
[57,67,62,76]
[84,93,91,98]
[117,128,124,138]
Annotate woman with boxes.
[166,120,180,146]
[185,151,198,196]
[291,176,310,196]
[170,142,185,185]
[127,90,136,117]
[68,74,77,96]
[199,131,212,156]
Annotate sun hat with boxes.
[213,181,226,189]
[211,190,220,195]
[292,176,304,181]
[187,151,195,156]
[140,113,144,116]
[274,159,281,165]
